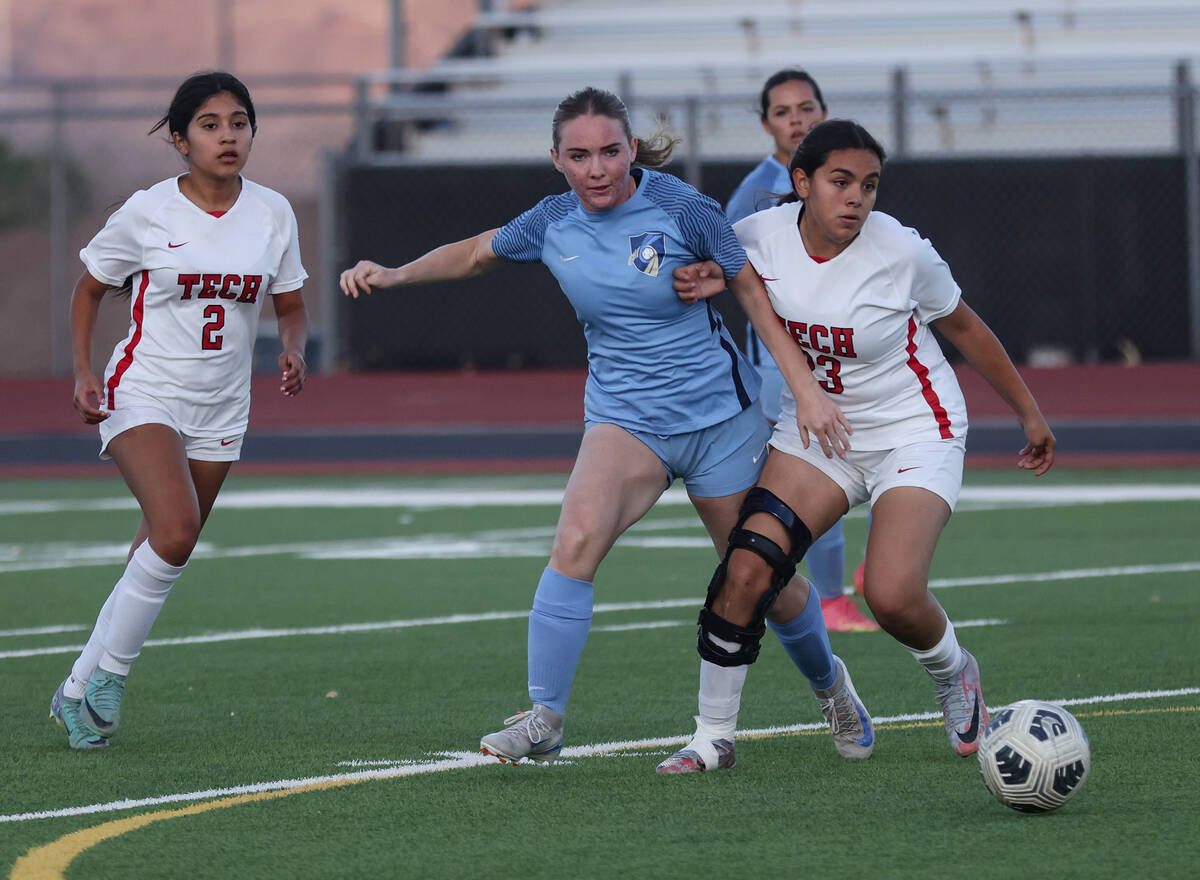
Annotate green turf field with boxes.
[2,469,1198,879]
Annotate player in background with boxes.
[340,87,873,771]
[50,71,309,749]
[670,119,1055,760]
[725,68,876,633]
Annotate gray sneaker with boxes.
[480,705,564,765]
[930,648,989,757]
[813,655,875,759]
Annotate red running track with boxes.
[4,362,1199,475]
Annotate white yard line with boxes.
[0,625,87,638]
[3,556,1194,661]
[3,482,1200,517]
[4,686,1196,825]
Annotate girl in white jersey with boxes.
[49,72,309,749]
[670,119,1055,762]
[341,88,874,772]
[727,68,879,634]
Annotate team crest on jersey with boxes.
[628,232,666,277]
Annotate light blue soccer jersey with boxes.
[726,155,791,375]
[726,155,791,226]
[493,167,758,435]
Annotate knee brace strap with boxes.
[739,486,813,564]
[697,605,764,667]
[695,488,817,667]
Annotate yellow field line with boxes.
[10,778,354,880]
[12,703,1198,880]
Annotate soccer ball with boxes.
[976,699,1090,813]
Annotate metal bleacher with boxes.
[352,0,1200,161]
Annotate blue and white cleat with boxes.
[814,655,875,759]
[480,705,563,765]
[81,669,127,738]
[50,682,108,750]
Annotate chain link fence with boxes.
[336,62,1200,369]
[3,62,1199,377]
[0,75,355,377]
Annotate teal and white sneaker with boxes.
[480,706,563,765]
[81,669,127,738]
[50,682,108,750]
[813,655,875,759]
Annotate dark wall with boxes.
[338,156,1190,370]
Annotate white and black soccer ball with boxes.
[977,699,1090,813]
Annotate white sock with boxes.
[909,618,964,680]
[697,633,749,740]
[65,588,119,699]
[99,542,186,675]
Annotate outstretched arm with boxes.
[934,300,1055,474]
[724,262,853,459]
[339,228,504,298]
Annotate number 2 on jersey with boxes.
[202,304,225,350]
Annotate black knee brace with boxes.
[696,487,814,667]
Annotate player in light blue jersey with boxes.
[340,87,871,771]
[727,69,877,633]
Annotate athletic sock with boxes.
[806,521,847,600]
[697,633,747,740]
[65,588,119,699]
[909,617,964,680]
[526,567,593,715]
[767,580,836,689]
[98,541,186,676]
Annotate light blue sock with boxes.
[767,582,836,689]
[527,567,594,714]
[805,520,846,601]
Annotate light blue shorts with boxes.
[756,362,785,424]
[593,404,771,499]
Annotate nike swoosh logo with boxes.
[959,697,981,743]
[220,439,236,446]
[560,255,580,262]
[752,444,767,464]
[168,241,188,248]
[897,466,920,473]
[758,274,779,281]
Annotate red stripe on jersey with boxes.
[905,315,954,438]
[106,270,150,410]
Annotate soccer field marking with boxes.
[593,620,690,632]
[590,618,1008,634]
[4,518,1200,576]
[0,518,705,574]
[2,479,1198,573]
[13,703,1198,880]
[4,481,1200,517]
[4,548,1195,662]
[0,625,86,638]
[4,687,1196,828]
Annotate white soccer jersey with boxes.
[734,202,967,450]
[81,176,307,438]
